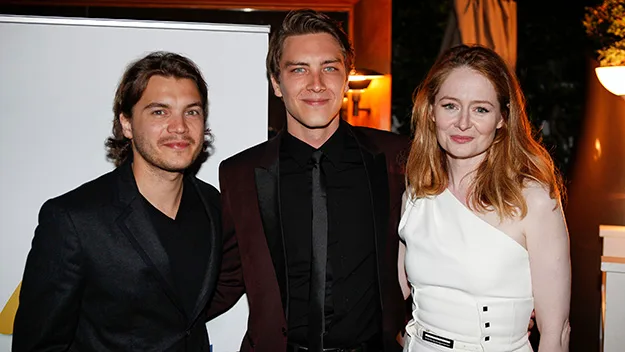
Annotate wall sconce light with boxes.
[596,66,625,99]
[348,68,383,116]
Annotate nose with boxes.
[167,112,189,134]
[307,71,326,93]
[455,108,471,131]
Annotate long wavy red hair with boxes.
[406,45,563,219]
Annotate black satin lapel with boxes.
[116,199,185,316]
[363,152,390,261]
[254,161,288,312]
[189,179,221,323]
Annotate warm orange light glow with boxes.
[348,75,382,82]
[342,69,391,131]
[348,68,383,83]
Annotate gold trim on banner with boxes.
[0,282,21,335]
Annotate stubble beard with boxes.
[132,134,201,173]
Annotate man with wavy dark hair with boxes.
[209,9,409,352]
[13,51,222,352]
[106,51,214,169]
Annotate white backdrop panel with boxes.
[0,15,266,352]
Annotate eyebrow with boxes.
[321,59,342,65]
[143,101,203,111]
[283,58,343,68]
[438,96,495,107]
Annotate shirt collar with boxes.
[281,131,316,168]
[281,122,347,168]
[318,122,346,167]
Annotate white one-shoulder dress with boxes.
[399,189,533,352]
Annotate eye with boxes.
[442,103,457,110]
[324,66,338,72]
[291,67,306,73]
[151,109,166,116]
[475,106,490,114]
[186,110,202,117]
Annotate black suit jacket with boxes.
[13,161,222,352]
[209,122,409,352]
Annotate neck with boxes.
[286,116,340,149]
[131,157,185,219]
[446,154,485,196]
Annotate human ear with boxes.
[270,75,283,98]
[120,114,133,139]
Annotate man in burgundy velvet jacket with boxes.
[208,9,409,352]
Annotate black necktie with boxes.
[309,150,327,352]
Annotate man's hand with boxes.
[528,310,536,336]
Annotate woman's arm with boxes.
[523,186,571,352]
[398,191,411,300]
[398,241,410,300]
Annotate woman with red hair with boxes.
[399,45,571,352]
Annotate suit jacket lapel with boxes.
[349,125,390,271]
[366,153,390,262]
[188,177,222,323]
[254,133,289,313]
[114,161,186,317]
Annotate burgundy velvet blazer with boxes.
[209,122,410,352]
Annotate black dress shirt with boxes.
[144,178,211,317]
[279,124,381,347]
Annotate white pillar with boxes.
[600,225,625,352]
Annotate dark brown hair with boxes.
[266,9,354,81]
[406,44,564,219]
[106,51,211,167]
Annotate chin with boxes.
[446,150,486,161]
[161,162,193,173]
[157,155,197,172]
[305,115,339,129]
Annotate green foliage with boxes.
[583,0,625,66]
[597,41,625,66]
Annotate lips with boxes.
[163,142,190,149]
[302,98,330,106]
[161,139,193,150]
[450,135,474,143]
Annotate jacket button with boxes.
[282,327,287,336]
[186,330,191,336]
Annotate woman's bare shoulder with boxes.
[523,181,559,213]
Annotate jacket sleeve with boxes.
[12,199,84,352]
[207,165,245,320]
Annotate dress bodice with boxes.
[399,190,533,352]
